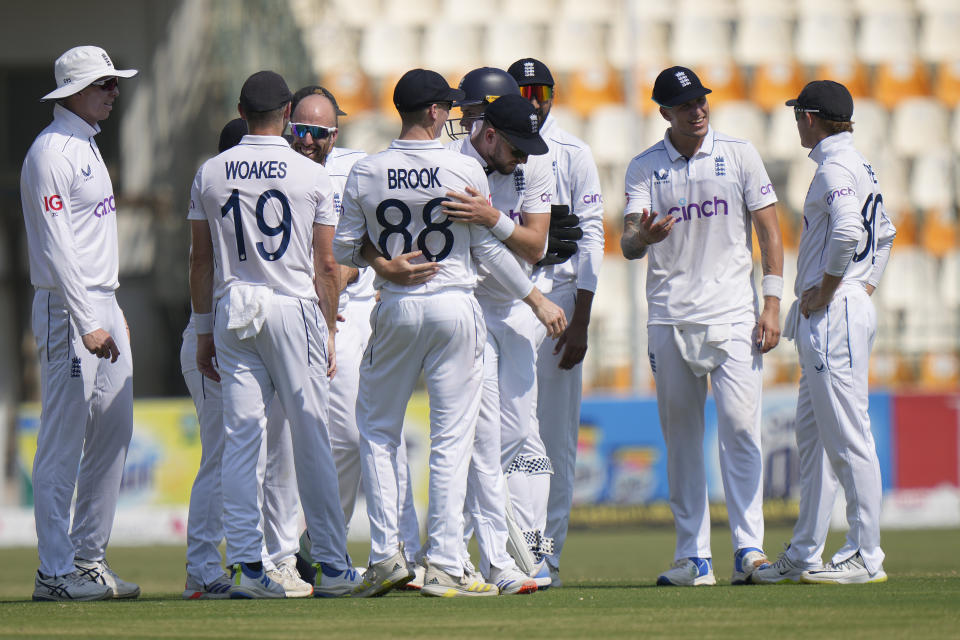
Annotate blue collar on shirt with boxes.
[663,126,715,162]
[52,103,100,138]
[809,131,854,164]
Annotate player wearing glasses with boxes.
[21,45,140,601]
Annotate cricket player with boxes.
[285,86,424,586]
[620,66,784,586]
[22,45,140,602]
[189,70,362,598]
[334,68,566,598]
[753,81,895,585]
[508,58,606,586]
[445,69,553,594]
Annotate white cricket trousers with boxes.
[648,321,765,560]
[358,290,484,575]
[216,294,349,569]
[793,283,884,573]
[537,284,581,568]
[31,289,133,577]
[330,295,421,558]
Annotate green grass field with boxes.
[0,527,957,639]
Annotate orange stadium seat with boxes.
[869,352,911,388]
[919,352,960,390]
[920,210,958,258]
[697,62,747,106]
[872,60,932,110]
[319,68,376,116]
[632,66,665,116]
[933,61,960,109]
[814,62,870,100]
[751,62,806,112]
[563,66,625,118]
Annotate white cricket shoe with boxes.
[74,558,141,599]
[182,572,233,599]
[657,558,716,586]
[352,551,414,598]
[548,564,563,588]
[731,547,768,585]
[489,565,538,595]
[33,570,112,602]
[267,557,313,598]
[801,552,888,584]
[528,559,553,590]
[313,563,364,597]
[420,563,499,597]
[228,562,286,598]
[750,546,808,584]
[402,561,426,591]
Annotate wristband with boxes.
[490,213,516,241]
[762,275,783,299]
[194,312,214,334]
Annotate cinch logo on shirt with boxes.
[825,187,856,205]
[540,192,553,203]
[43,194,63,213]
[667,196,728,222]
[760,183,774,195]
[94,195,116,218]
[583,193,602,204]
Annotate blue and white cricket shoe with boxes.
[229,562,285,598]
[657,557,716,586]
[731,547,769,585]
[313,563,364,597]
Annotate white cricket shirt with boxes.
[188,134,337,302]
[795,132,896,295]
[20,104,121,335]
[327,146,375,312]
[447,136,553,304]
[334,139,534,300]
[533,114,605,293]
[624,127,777,325]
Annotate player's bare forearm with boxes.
[503,211,550,264]
[751,204,784,277]
[313,224,340,333]
[188,221,215,316]
[800,273,843,317]
[523,287,567,339]
[362,236,440,286]
[555,289,594,369]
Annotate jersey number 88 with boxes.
[376,197,454,262]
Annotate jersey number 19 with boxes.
[221,188,291,262]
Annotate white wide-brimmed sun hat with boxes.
[40,45,138,102]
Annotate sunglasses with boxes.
[290,123,337,140]
[90,77,119,91]
[519,85,553,103]
[794,106,819,121]
[497,131,527,160]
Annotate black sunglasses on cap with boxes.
[90,77,119,91]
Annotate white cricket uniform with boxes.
[21,104,133,578]
[188,134,349,569]
[334,139,535,575]
[447,136,555,571]
[532,114,605,570]
[782,132,895,574]
[624,126,777,561]
[260,147,422,567]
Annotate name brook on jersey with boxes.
[224,160,288,180]
[387,167,441,190]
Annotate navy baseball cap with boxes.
[291,85,347,116]
[218,118,248,152]
[786,80,854,122]
[507,58,554,87]
[484,94,549,156]
[652,66,712,108]
[239,70,293,112]
[393,69,465,112]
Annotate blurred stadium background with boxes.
[0,0,957,543]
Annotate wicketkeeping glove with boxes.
[536,204,583,267]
